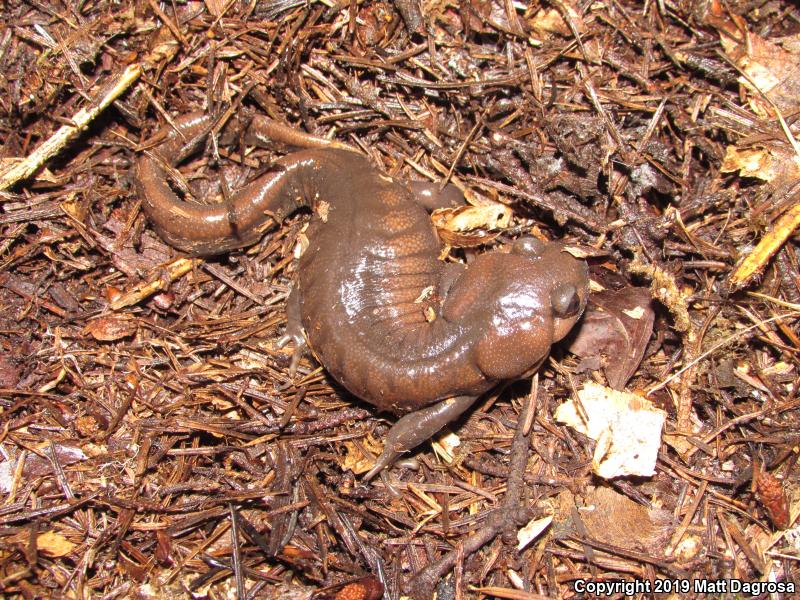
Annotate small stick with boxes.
[0,63,142,192]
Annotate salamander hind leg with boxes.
[246,115,356,152]
[276,286,307,378]
[363,395,477,481]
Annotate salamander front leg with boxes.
[363,395,477,481]
[276,286,306,377]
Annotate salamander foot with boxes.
[276,286,306,377]
[364,395,477,481]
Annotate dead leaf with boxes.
[695,4,800,291]
[83,315,138,341]
[431,203,512,247]
[340,440,377,476]
[0,354,20,388]
[326,577,384,600]
[567,286,654,389]
[703,0,800,117]
[720,145,793,183]
[1,445,88,493]
[37,530,76,557]
[577,487,672,552]
[203,0,226,17]
[754,468,790,530]
[527,4,585,37]
[555,382,666,478]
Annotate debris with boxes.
[555,382,666,478]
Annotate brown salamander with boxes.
[134,112,589,479]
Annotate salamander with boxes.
[134,112,589,479]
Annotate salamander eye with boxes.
[512,237,546,256]
[551,283,581,317]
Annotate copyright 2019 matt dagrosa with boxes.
[572,577,795,596]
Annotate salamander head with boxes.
[457,237,589,381]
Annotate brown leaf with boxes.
[83,315,138,341]
[703,0,800,117]
[332,578,384,600]
[430,203,512,247]
[340,440,376,475]
[0,354,20,388]
[571,487,672,554]
[754,469,790,529]
[37,531,76,558]
[1,445,88,494]
[567,286,654,389]
[720,145,794,183]
[203,0,226,17]
[528,3,585,37]
[317,577,384,600]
